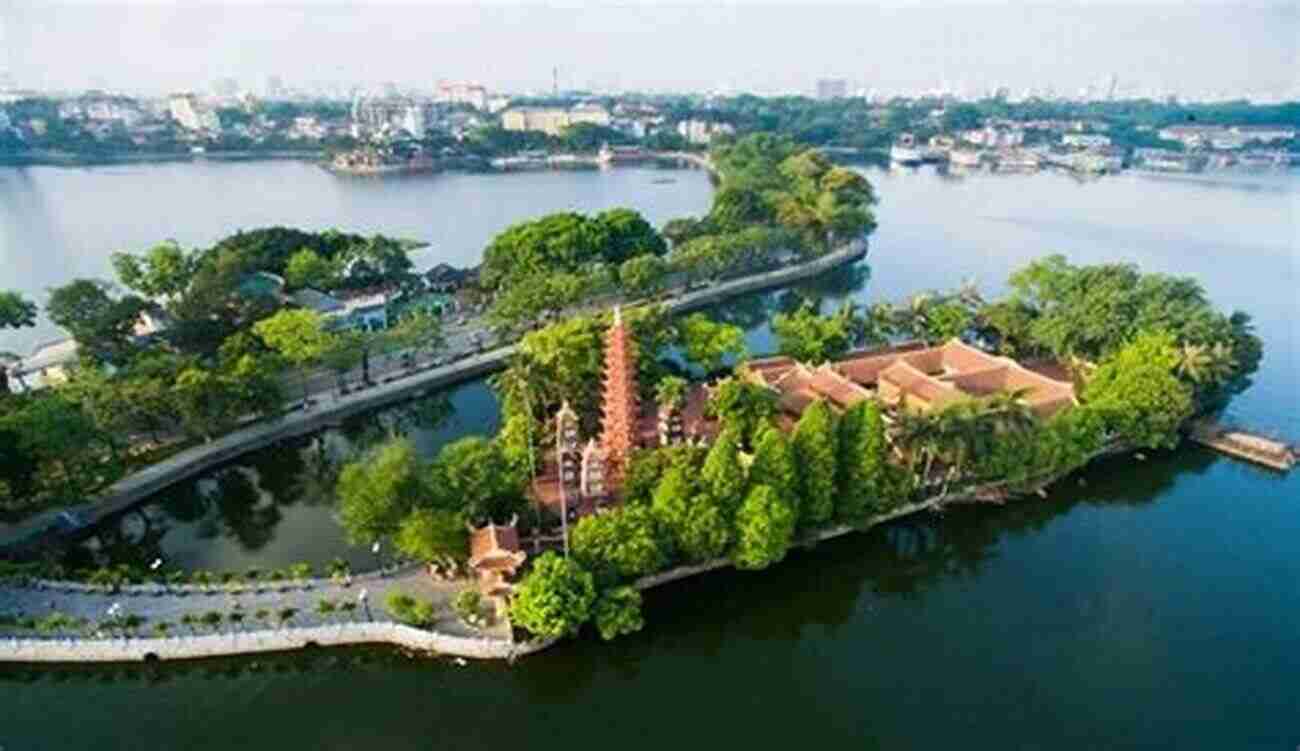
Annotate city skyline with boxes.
[2,2,1296,101]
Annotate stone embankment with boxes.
[2,623,556,663]
[0,242,866,553]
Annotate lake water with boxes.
[4,163,1298,749]
[0,161,714,353]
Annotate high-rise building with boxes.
[167,93,222,132]
[816,78,848,100]
[435,81,489,110]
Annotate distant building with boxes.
[1061,133,1111,149]
[11,338,80,391]
[676,119,735,145]
[501,104,611,136]
[290,287,391,332]
[435,80,489,110]
[351,96,429,140]
[167,93,221,132]
[1161,124,1297,150]
[961,126,1024,148]
[816,78,849,100]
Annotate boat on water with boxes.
[889,133,928,165]
[597,143,651,166]
[650,177,677,184]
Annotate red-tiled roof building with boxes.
[749,339,1076,421]
[469,521,527,597]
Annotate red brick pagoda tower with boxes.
[599,306,639,488]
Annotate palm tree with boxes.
[1177,343,1212,384]
[654,376,689,412]
[900,293,933,342]
[1205,342,1236,386]
[890,410,943,484]
[979,389,1039,436]
[863,302,898,346]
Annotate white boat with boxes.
[890,134,926,165]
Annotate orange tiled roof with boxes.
[469,523,523,569]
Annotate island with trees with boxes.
[0,133,1265,661]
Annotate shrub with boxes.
[452,588,483,623]
[386,592,436,628]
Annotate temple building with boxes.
[599,307,639,486]
[747,339,1076,423]
[468,520,527,607]
[530,307,719,522]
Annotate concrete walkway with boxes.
[0,565,505,641]
[0,243,866,552]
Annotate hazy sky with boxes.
[2,2,1296,98]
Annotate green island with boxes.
[0,134,1264,658]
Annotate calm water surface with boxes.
[3,164,1298,750]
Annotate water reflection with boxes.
[66,389,463,572]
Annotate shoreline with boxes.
[0,455,1085,665]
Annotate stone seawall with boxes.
[3,622,558,663]
[1,242,866,553]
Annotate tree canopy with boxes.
[510,552,597,639]
[1084,331,1193,450]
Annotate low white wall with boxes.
[2,622,557,663]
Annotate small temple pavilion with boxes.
[468,519,527,603]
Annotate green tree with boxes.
[571,505,670,584]
[596,207,669,266]
[111,241,195,299]
[677,313,746,374]
[733,484,796,570]
[509,552,597,639]
[748,425,800,512]
[706,376,776,447]
[284,248,336,290]
[653,375,689,413]
[428,436,527,523]
[336,438,425,546]
[593,586,645,641]
[710,185,775,232]
[393,507,468,567]
[1084,331,1194,450]
[922,300,974,343]
[700,429,746,517]
[385,309,446,369]
[44,279,147,364]
[792,400,837,528]
[4,392,105,498]
[618,254,670,298]
[171,367,241,441]
[835,400,894,519]
[253,308,337,403]
[771,302,855,364]
[0,291,37,329]
[651,465,730,563]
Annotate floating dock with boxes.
[1186,420,1297,472]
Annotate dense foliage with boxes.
[335,436,525,566]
